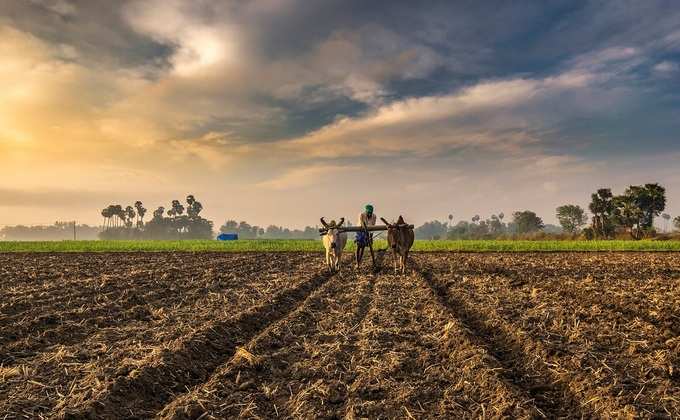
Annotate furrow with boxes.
[53,269,334,419]
[155,270,371,419]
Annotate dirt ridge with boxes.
[414,260,595,418]
[55,269,334,419]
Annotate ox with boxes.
[320,217,347,273]
[380,216,414,274]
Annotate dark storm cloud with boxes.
[0,0,172,69]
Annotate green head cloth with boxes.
[365,204,374,214]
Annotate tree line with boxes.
[416,182,678,240]
[414,211,562,240]
[219,220,321,239]
[3,183,677,241]
[99,195,213,240]
[0,222,101,241]
[156,182,679,241]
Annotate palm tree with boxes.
[472,215,480,223]
[589,188,615,238]
[170,200,184,218]
[125,206,135,228]
[105,205,116,228]
[448,214,453,225]
[134,201,147,228]
[498,212,504,222]
[153,207,165,219]
[134,201,143,225]
[101,207,109,229]
[112,205,124,228]
[187,195,196,217]
[191,201,203,218]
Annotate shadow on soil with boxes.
[414,261,593,419]
[58,270,336,419]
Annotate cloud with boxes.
[281,69,601,159]
[653,60,679,75]
[123,0,239,77]
[27,0,77,17]
[256,164,357,190]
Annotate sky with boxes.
[1,0,680,229]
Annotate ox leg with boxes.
[356,246,363,268]
[336,251,341,272]
[393,251,398,274]
[326,248,332,273]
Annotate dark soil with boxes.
[0,252,678,419]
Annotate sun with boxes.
[173,28,233,76]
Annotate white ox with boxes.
[320,217,347,273]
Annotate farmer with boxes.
[355,204,377,267]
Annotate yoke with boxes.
[318,223,414,271]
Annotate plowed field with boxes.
[1,252,679,419]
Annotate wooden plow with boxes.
[319,222,414,271]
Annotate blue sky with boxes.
[1,0,679,227]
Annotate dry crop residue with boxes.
[0,252,678,419]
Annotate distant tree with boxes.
[488,214,505,235]
[641,183,666,228]
[134,201,147,228]
[543,224,564,234]
[674,216,680,232]
[471,215,480,223]
[612,193,643,239]
[238,221,258,239]
[556,205,588,234]
[662,213,671,233]
[582,227,595,240]
[113,205,124,228]
[448,214,453,225]
[498,212,504,222]
[589,188,616,238]
[186,195,203,218]
[1,223,102,240]
[626,183,666,230]
[415,220,448,240]
[169,200,185,218]
[512,210,544,234]
[611,183,666,239]
[130,197,212,240]
[220,220,238,232]
[153,207,165,219]
[125,206,136,228]
[101,207,112,229]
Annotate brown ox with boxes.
[380,216,414,274]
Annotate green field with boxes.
[1,239,680,252]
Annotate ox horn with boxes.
[320,217,329,228]
[337,217,345,227]
[380,217,393,228]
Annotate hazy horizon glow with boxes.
[1,0,680,229]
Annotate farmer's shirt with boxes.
[358,212,377,227]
